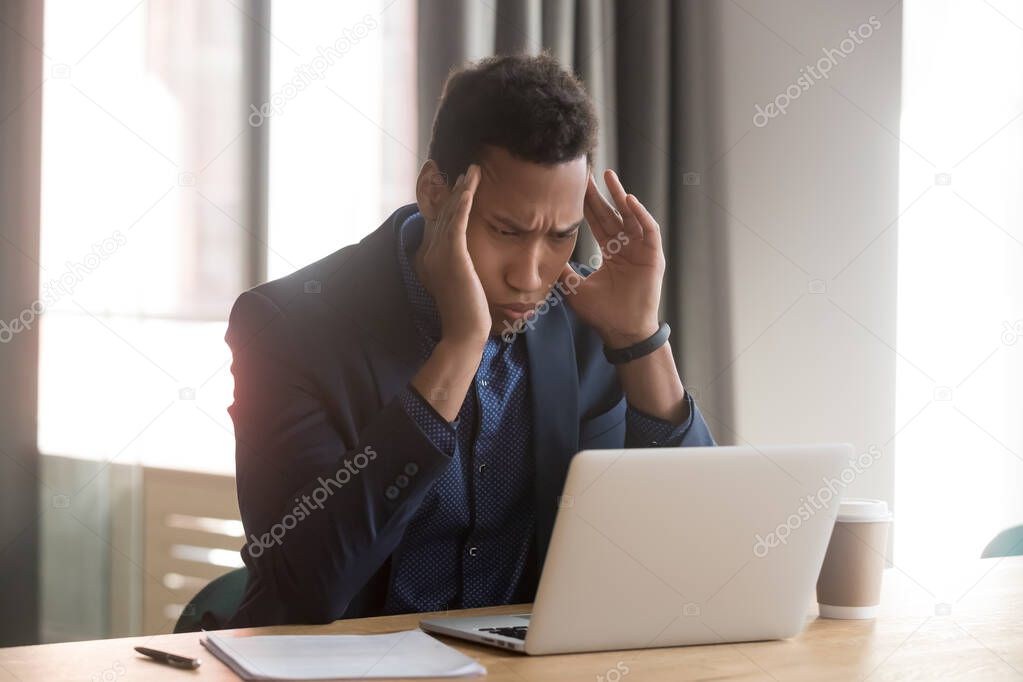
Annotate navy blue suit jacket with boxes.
[224,203,715,627]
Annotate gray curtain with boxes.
[417,0,735,433]
[0,0,43,646]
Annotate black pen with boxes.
[135,646,202,670]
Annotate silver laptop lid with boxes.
[525,443,853,655]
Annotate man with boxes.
[224,53,715,628]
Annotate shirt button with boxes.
[480,380,488,387]
[478,463,487,474]
[385,485,399,500]
[404,462,419,476]
[467,546,479,557]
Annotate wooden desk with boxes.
[2,556,1022,681]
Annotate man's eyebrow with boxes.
[492,215,583,236]
[553,220,583,236]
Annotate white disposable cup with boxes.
[816,498,893,619]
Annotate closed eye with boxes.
[487,222,522,238]
[489,221,579,239]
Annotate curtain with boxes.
[416,0,736,434]
[0,0,43,646]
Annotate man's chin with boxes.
[488,308,540,341]
[488,316,515,338]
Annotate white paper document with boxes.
[202,629,486,680]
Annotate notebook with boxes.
[202,630,486,680]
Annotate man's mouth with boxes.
[496,302,539,319]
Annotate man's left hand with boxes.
[558,169,666,348]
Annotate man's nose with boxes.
[504,242,545,294]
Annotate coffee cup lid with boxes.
[837,498,892,523]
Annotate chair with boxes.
[981,525,1023,559]
[173,567,249,633]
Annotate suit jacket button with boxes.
[395,474,409,488]
[385,485,399,500]
[404,462,419,476]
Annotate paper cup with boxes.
[816,498,892,619]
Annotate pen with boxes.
[135,646,202,670]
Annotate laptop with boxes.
[420,443,852,655]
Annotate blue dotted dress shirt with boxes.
[382,210,691,615]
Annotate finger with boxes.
[434,170,468,238]
[459,164,480,214]
[556,261,588,298]
[465,163,481,197]
[604,169,644,241]
[449,191,471,246]
[449,165,479,242]
[429,174,457,236]
[584,174,617,243]
[627,193,663,250]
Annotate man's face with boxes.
[465,145,588,335]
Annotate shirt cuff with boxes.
[398,385,457,456]
[625,392,695,447]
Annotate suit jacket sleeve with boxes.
[624,392,717,447]
[225,290,452,626]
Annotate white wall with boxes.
[692,1,903,534]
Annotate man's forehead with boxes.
[474,147,587,215]
[477,145,587,179]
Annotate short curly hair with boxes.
[426,52,598,186]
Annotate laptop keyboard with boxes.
[479,625,528,640]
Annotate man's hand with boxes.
[415,164,491,346]
[558,169,666,348]
[411,164,490,422]
[559,169,687,425]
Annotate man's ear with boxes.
[415,160,450,221]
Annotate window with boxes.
[39,0,248,471]
[38,0,418,471]
[267,0,418,279]
[895,0,1023,581]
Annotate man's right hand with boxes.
[411,164,490,422]
[414,164,491,346]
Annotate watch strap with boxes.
[603,322,671,365]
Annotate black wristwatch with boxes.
[603,322,671,365]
